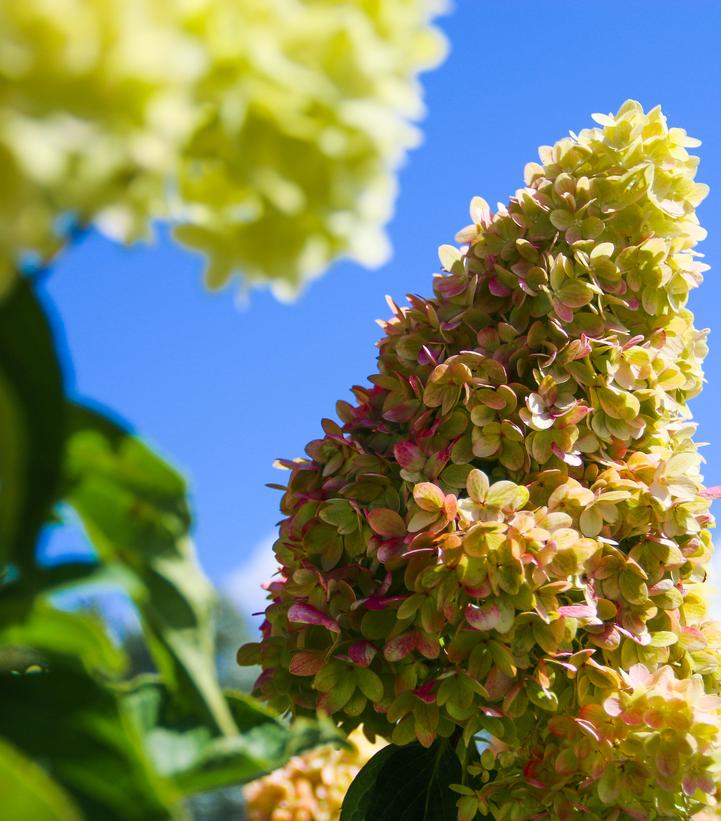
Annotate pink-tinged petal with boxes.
[441,316,464,333]
[303,563,329,596]
[443,494,458,519]
[384,632,418,662]
[348,641,377,667]
[518,279,538,296]
[485,667,513,701]
[622,334,645,350]
[377,539,407,564]
[544,658,578,674]
[551,442,583,466]
[378,570,393,595]
[558,404,591,426]
[643,707,665,730]
[573,718,601,741]
[680,625,705,650]
[253,669,274,692]
[683,773,714,796]
[557,604,596,619]
[462,579,492,598]
[394,441,424,470]
[382,402,419,423]
[603,695,622,717]
[418,345,438,366]
[701,485,721,499]
[488,276,512,297]
[465,602,501,631]
[385,294,403,318]
[289,651,326,676]
[416,633,441,659]
[287,602,340,633]
[367,508,406,538]
[436,275,468,299]
[589,624,620,650]
[476,327,497,352]
[365,594,408,611]
[577,334,593,358]
[655,749,679,779]
[523,760,546,790]
[621,707,644,726]
[552,298,574,323]
[413,681,436,703]
[411,410,435,436]
[616,626,651,646]
[408,374,422,395]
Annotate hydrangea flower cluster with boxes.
[0,0,445,297]
[243,727,385,821]
[238,101,721,818]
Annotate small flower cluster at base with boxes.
[243,727,385,821]
[238,101,721,819]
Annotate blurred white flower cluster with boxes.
[0,0,446,298]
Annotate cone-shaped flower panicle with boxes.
[238,101,721,818]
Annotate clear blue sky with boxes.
[42,1,721,607]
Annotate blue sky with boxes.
[42,1,721,617]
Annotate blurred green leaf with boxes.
[123,677,348,795]
[340,740,461,821]
[63,404,236,736]
[0,598,125,675]
[0,666,181,820]
[0,737,83,821]
[0,279,64,567]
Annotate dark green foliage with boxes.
[0,280,342,818]
[0,279,64,567]
[123,677,346,796]
[63,402,236,735]
[1,666,177,820]
[340,741,461,821]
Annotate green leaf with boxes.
[0,737,83,821]
[0,598,125,676]
[14,559,144,600]
[62,403,236,736]
[0,666,180,820]
[340,740,461,821]
[123,677,347,794]
[0,279,64,567]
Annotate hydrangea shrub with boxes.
[243,727,385,821]
[238,101,721,819]
[0,0,445,297]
